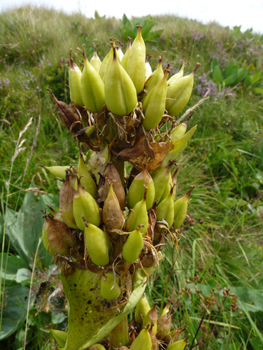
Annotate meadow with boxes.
[0,6,262,349]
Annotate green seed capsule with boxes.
[167,60,185,85]
[126,26,146,94]
[73,179,101,231]
[78,44,105,113]
[90,43,101,73]
[90,344,106,350]
[100,272,120,300]
[39,164,70,180]
[105,47,137,117]
[153,162,173,204]
[157,186,175,228]
[126,189,148,236]
[127,166,155,210]
[159,172,173,203]
[174,186,195,229]
[77,153,97,198]
[109,316,129,348]
[129,329,152,350]
[122,226,144,263]
[166,63,200,116]
[69,49,84,106]
[135,294,151,325]
[121,37,132,70]
[166,339,187,350]
[84,222,110,266]
[142,70,168,131]
[144,52,165,94]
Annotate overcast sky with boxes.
[1,0,263,34]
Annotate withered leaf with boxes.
[113,140,174,173]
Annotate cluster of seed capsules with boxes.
[93,293,188,350]
[43,25,199,349]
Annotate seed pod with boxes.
[143,304,158,334]
[170,113,193,142]
[129,328,152,350]
[100,272,120,300]
[73,179,101,231]
[170,123,187,142]
[44,214,74,255]
[42,214,55,255]
[59,171,78,229]
[174,186,195,229]
[166,63,200,116]
[121,37,132,70]
[69,49,84,106]
[105,47,137,117]
[90,43,101,73]
[144,52,165,93]
[39,164,70,180]
[157,303,172,338]
[122,225,144,263]
[126,189,148,236]
[168,60,186,85]
[126,26,146,94]
[102,183,125,231]
[90,345,106,350]
[159,172,173,203]
[99,38,116,83]
[78,44,105,113]
[127,166,155,210]
[153,162,173,204]
[166,339,187,350]
[84,222,110,266]
[135,294,151,325]
[157,186,175,228]
[77,153,97,198]
[142,70,169,131]
[104,163,126,210]
[109,316,129,347]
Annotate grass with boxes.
[0,5,263,349]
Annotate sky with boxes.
[1,0,263,34]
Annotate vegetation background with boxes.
[0,6,262,349]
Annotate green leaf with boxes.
[0,253,28,285]
[253,86,263,95]
[6,185,56,269]
[212,65,224,83]
[232,68,247,85]
[50,329,68,348]
[0,284,30,340]
[230,286,263,313]
[222,65,238,86]
[211,58,219,71]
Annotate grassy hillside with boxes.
[0,6,263,349]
